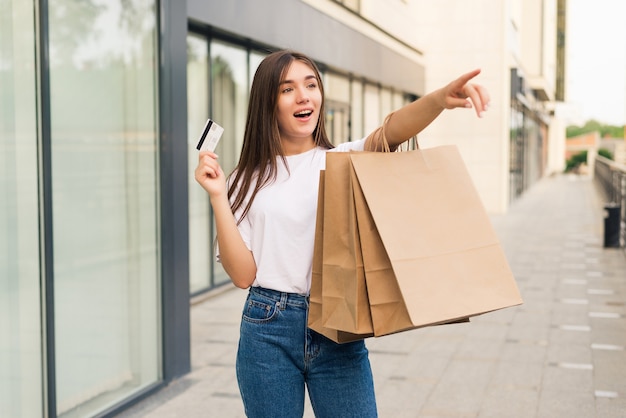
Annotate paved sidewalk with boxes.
[119,174,626,417]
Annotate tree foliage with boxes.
[565,148,614,172]
[565,150,588,172]
[566,119,624,138]
[598,148,614,160]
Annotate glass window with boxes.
[249,51,266,85]
[47,1,160,416]
[351,80,364,140]
[210,41,248,178]
[188,42,263,295]
[0,0,44,416]
[325,72,350,104]
[325,100,350,145]
[208,42,249,288]
[391,91,405,112]
[363,83,381,135]
[188,40,251,293]
[187,34,211,294]
[380,88,392,122]
[324,73,351,144]
[509,102,525,201]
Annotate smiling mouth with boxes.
[294,110,313,118]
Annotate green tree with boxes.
[598,148,614,160]
[565,150,588,172]
[567,119,624,138]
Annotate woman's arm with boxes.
[210,194,257,288]
[195,152,257,288]
[369,69,490,150]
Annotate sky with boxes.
[566,0,626,126]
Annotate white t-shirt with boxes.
[221,138,366,295]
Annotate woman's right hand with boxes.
[195,151,227,198]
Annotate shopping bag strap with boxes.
[364,112,419,152]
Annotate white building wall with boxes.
[358,0,422,50]
[301,0,426,70]
[409,0,511,214]
[304,0,559,214]
[548,116,567,173]
[521,0,564,175]
[522,0,557,97]
[542,0,558,94]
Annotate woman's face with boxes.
[276,60,322,154]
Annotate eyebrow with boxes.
[280,75,317,85]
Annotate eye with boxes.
[281,86,293,94]
[307,82,318,89]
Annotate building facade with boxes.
[409,0,563,210]
[0,0,563,417]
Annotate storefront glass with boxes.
[0,0,44,416]
[187,33,212,294]
[47,0,160,415]
[350,80,364,140]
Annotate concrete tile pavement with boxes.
[118,174,626,417]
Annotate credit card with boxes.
[196,119,224,152]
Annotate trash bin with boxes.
[603,203,621,248]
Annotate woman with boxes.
[195,50,489,417]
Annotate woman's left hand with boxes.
[437,69,490,118]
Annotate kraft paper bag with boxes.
[308,171,372,343]
[351,162,469,336]
[319,153,374,335]
[349,146,523,331]
[350,163,418,336]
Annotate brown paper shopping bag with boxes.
[308,171,372,343]
[350,164,416,336]
[351,162,469,336]
[319,153,374,335]
[349,146,523,333]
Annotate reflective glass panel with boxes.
[363,83,381,135]
[324,73,351,144]
[47,0,160,415]
[187,34,211,294]
[249,52,266,84]
[208,41,249,288]
[0,0,44,416]
[351,80,364,140]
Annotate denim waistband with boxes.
[249,286,309,309]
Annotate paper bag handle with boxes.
[364,112,419,153]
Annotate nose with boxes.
[296,87,310,103]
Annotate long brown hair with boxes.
[227,50,334,222]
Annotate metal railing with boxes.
[594,156,626,249]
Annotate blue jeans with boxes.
[236,286,377,418]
